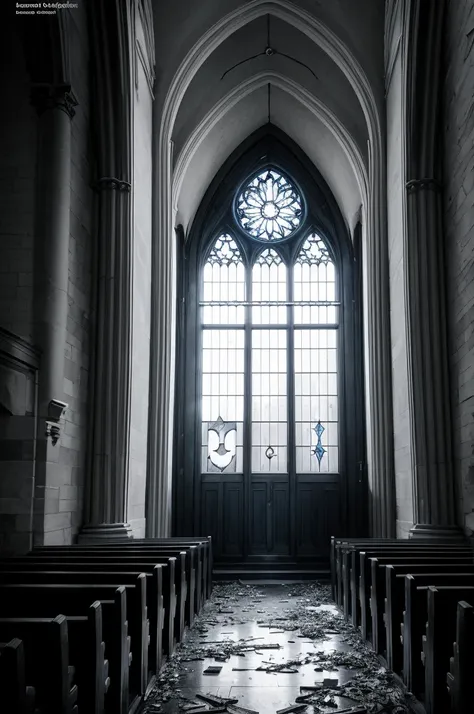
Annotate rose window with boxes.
[236,169,303,240]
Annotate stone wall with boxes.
[45,3,93,544]
[0,22,36,342]
[0,7,93,552]
[443,0,474,535]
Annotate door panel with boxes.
[201,477,244,559]
[249,482,267,553]
[296,476,340,557]
[250,478,290,555]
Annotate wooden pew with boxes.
[385,566,474,672]
[0,614,78,714]
[0,568,164,674]
[109,537,212,611]
[330,537,451,605]
[446,600,474,714]
[360,552,473,644]
[368,551,473,653]
[0,583,140,711]
[1,556,175,659]
[24,548,188,641]
[0,638,36,714]
[37,545,196,628]
[403,579,474,697]
[100,536,213,601]
[348,543,471,623]
[422,586,474,714]
[344,543,470,624]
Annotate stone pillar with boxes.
[78,0,134,543]
[31,84,76,543]
[80,178,133,542]
[145,189,176,538]
[407,179,460,540]
[403,0,462,541]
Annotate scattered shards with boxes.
[142,581,411,714]
[275,705,307,714]
[295,694,313,703]
[203,666,222,675]
[181,705,227,714]
[195,694,239,706]
[232,667,255,671]
[226,705,259,714]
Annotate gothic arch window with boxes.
[177,136,363,559]
[199,169,339,486]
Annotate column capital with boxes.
[31,83,78,119]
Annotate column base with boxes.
[409,523,465,541]
[78,523,133,544]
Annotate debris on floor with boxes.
[142,582,412,714]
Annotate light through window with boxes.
[201,171,338,478]
[236,169,303,240]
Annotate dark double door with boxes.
[200,470,340,564]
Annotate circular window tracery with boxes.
[236,169,303,241]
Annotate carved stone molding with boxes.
[44,421,61,446]
[406,177,442,193]
[31,83,78,118]
[95,177,132,192]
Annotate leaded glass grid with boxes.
[201,220,339,476]
[251,329,287,473]
[203,233,245,325]
[236,169,303,241]
[252,248,287,325]
[201,329,244,473]
[294,233,337,325]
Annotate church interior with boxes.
[0,0,474,712]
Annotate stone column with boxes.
[79,179,133,542]
[404,0,462,540]
[31,84,76,543]
[406,179,460,539]
[79,0,134,543]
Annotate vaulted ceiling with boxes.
[152,0,385,235]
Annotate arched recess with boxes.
[172,70,368,225]
[172,126,367,565]
[149,0,394,539]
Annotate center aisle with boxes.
[142,582,412,714]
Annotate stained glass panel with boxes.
[252,249,287,324]
[203,234,245,325]
[294,329,338,473]
[201,329,244,472]
[294,233,337,325]
[236,169,302,240]
[251,329,287,472]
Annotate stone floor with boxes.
[142,582,412,714]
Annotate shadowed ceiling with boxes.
[153,0,385,235]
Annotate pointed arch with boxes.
[150,0,395,538]
[203,233,246,325]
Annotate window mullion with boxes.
[243,261,252,484]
